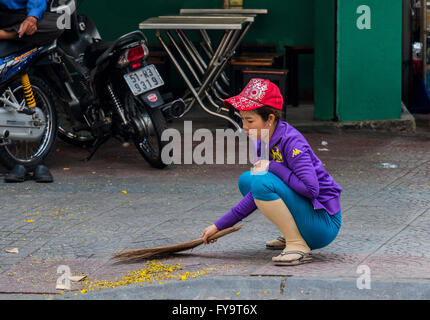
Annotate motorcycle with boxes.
[0,0,184,170]
[0,37,58,170]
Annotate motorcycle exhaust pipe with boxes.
[170,99,186,118]
[161,99,186,121]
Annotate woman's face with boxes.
[240,110,273,140]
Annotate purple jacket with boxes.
[215,120,342,230]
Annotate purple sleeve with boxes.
[268,150,319,199]
[214,192,257,230]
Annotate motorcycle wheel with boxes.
[125,92,168,169]
[0,76,58,170]
[56,100,96,148]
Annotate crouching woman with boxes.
[201,79,342,266]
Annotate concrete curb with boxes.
[291,105,416,134]
[180,105,417,135]
[43,276,430,300]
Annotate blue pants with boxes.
[239,171,342,250]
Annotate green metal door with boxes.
[336,0,402,121]
[314,0,336,120]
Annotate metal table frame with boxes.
[139,11,266,129]
[178,9,266,110]
[160,15,255,93]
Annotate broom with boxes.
[112,224,244,262]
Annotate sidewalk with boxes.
[0,107,430,300]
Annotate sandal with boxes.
[265,236,286,250]
[272,250,312,266]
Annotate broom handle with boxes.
[112,224,245,260]
[165,223,245,253]
[206,223,244,242]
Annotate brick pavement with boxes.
[0,117,430,299]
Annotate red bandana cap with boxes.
[223,78,284,111]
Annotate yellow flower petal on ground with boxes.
[122,190,127,194]
[26,220,34,223]
[78,261,212,293]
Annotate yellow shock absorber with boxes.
[21,74,36,108]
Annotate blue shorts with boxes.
[239,171,342,250]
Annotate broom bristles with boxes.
[112,224,244,262]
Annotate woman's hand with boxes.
[201,224,219,244]
[252,160,270,175]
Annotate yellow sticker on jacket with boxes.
[271,146,283,163]
[292,148,303,158]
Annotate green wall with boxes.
[336,0,402,121]
[313,0,336,120]
[78,0,315,90]
[77,0,402,122]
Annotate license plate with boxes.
[123,64,164,96]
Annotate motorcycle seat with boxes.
[0,40,24,58]
[0,40,56,59]
[84,40,113,70]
